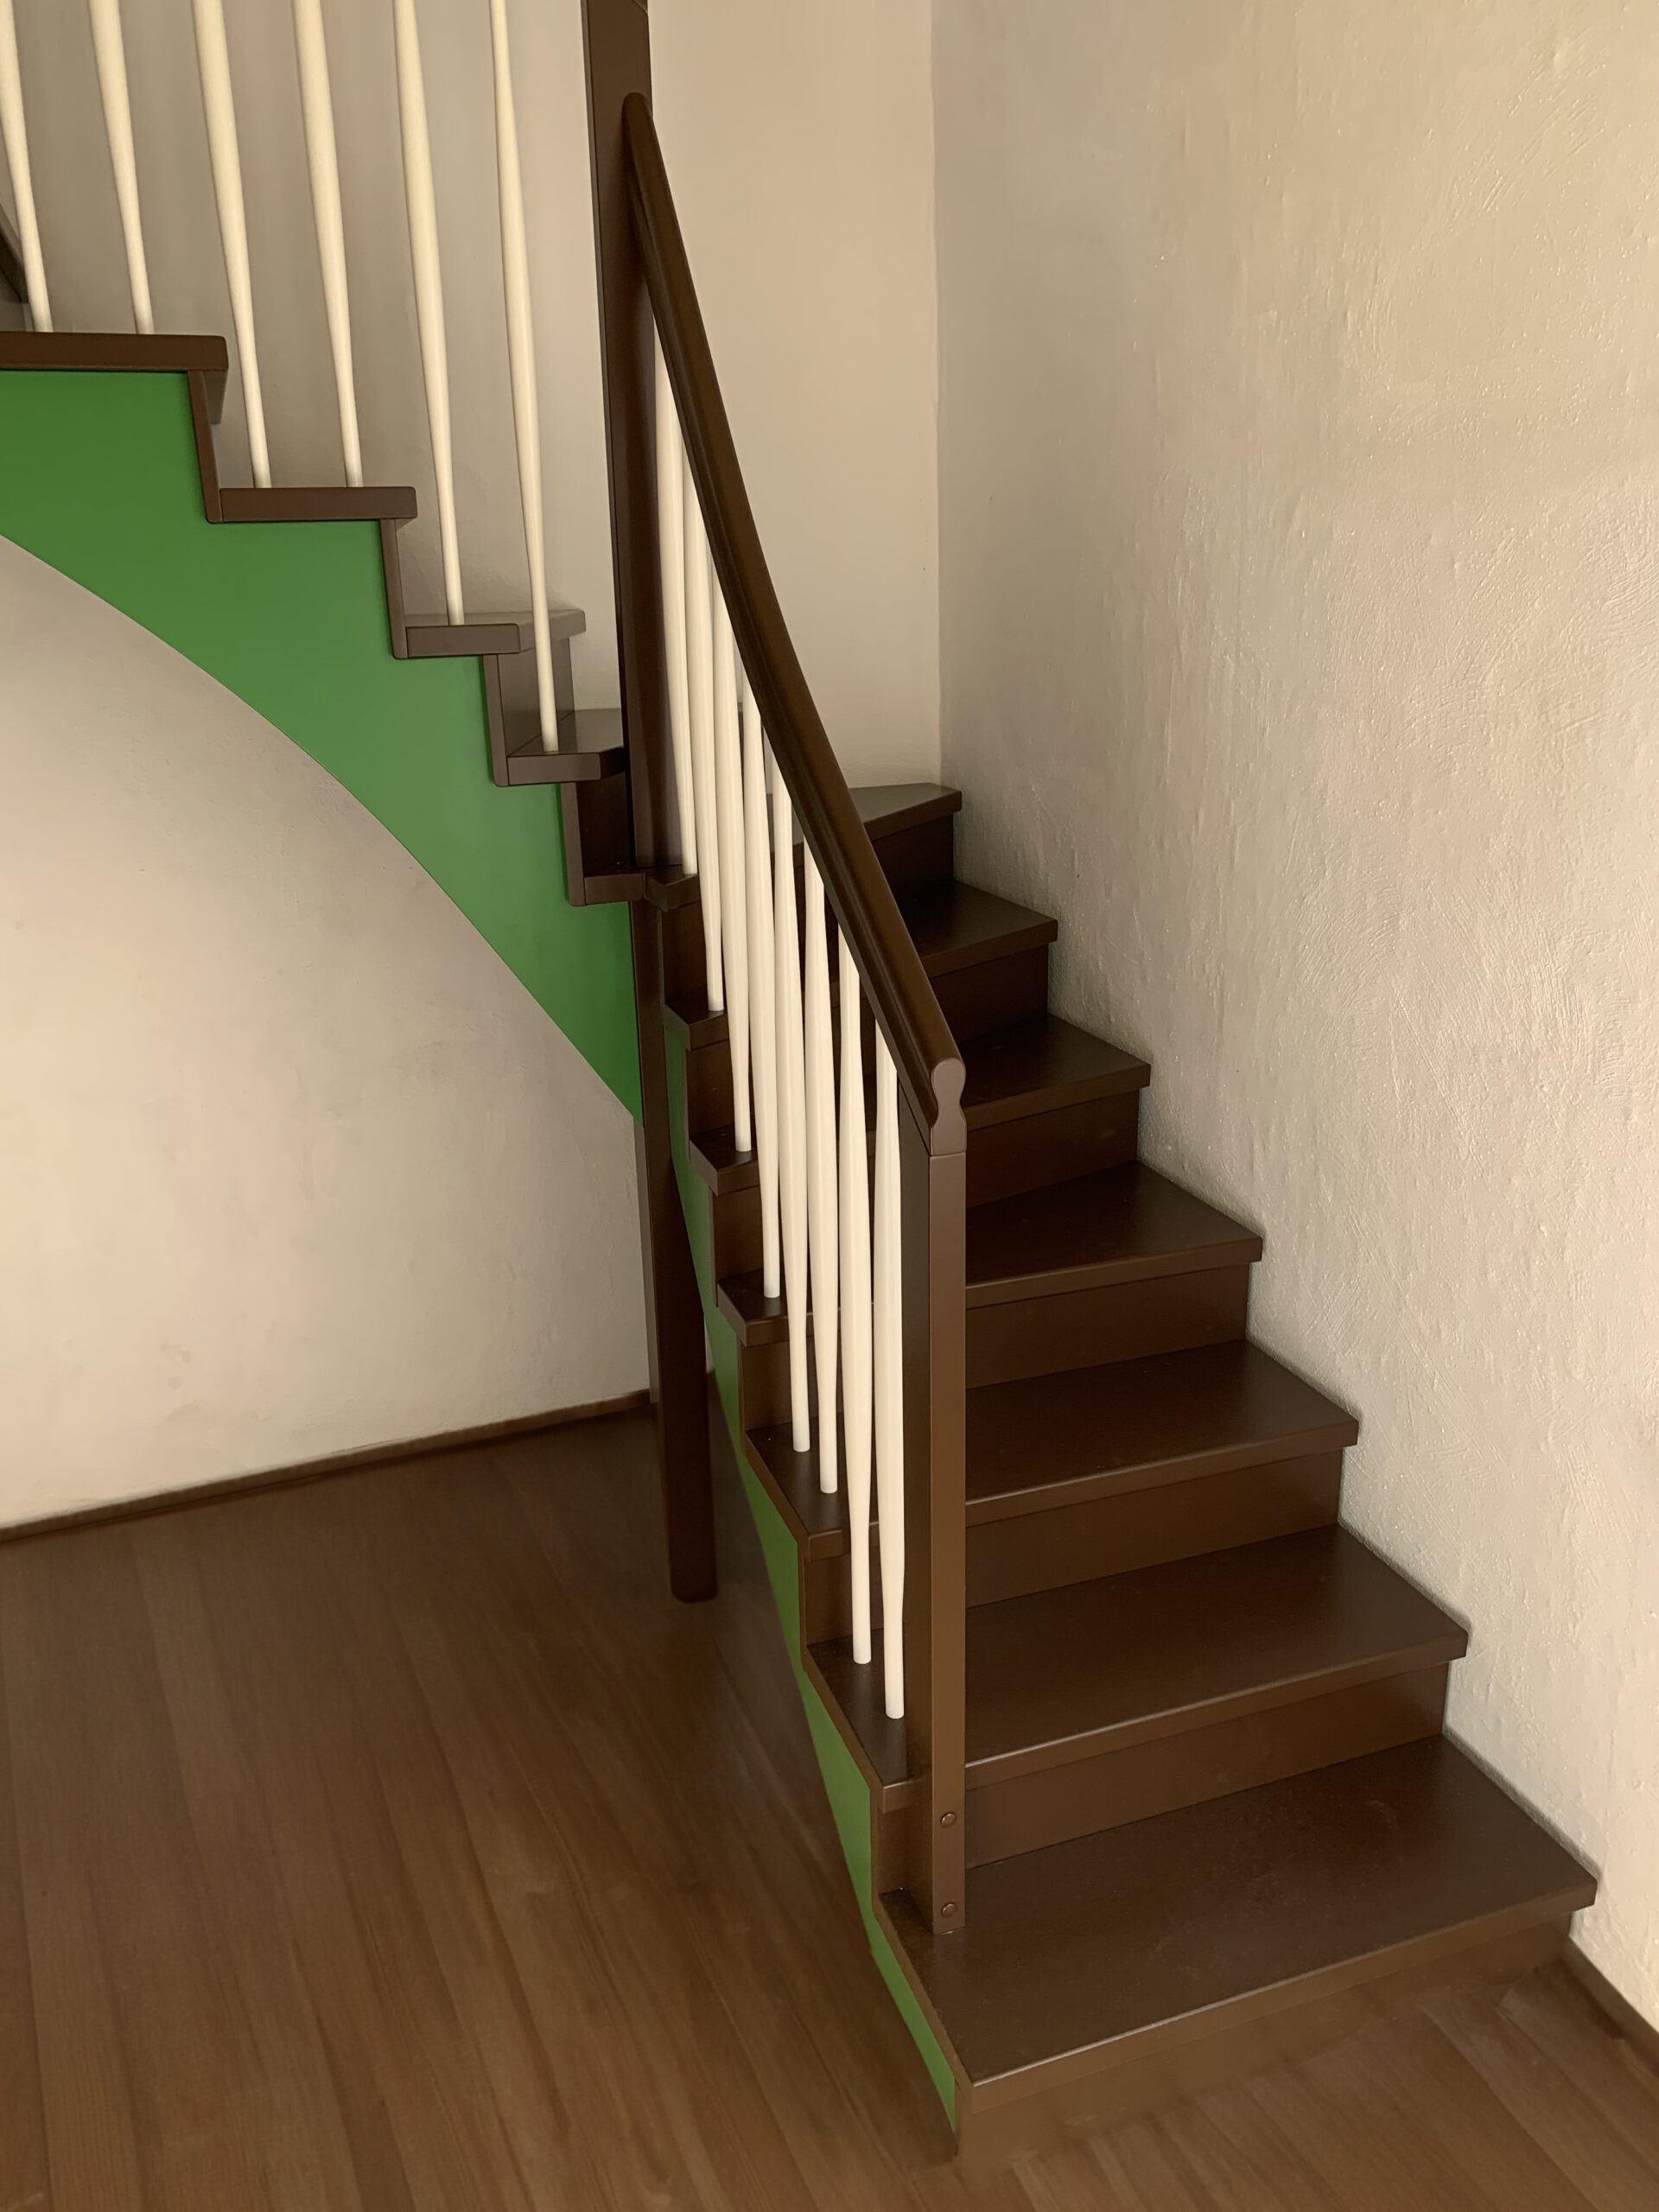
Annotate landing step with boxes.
[885,1736,1595,2159]
[967,1160,1261,1306]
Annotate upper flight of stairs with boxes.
[672,779,1596,2164]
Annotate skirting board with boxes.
[0,1389,652,1545]
[1567,1941,1659,2072]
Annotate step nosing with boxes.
[964,1422,1361,1517]
[966,1238,1261,1304]
[963,1637,1468,1786]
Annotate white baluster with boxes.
[192,0,269,484]
[683,481,722,1011]
[803,850,838,1495]
[839,936,873,1663]
[746,698,779,1300]
[655,346,696,873]
[88,0,151,334]
[713,591,751,1152]
[0,0,49,330]
[772,775,810,1451]
[290,0,360,483]
[488,0,555,744]
[873,1028,905,1718]
[391,0,462,620]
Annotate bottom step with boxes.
[882,1736,1594,2168]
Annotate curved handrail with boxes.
[621,92,964,1157]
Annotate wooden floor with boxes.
[0,1408,1655,2210]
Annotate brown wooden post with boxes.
[582,0,715,1599]
[899,1104,969,1929]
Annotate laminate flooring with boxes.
[0,1402,1654,2209]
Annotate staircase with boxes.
[675,778,1595,2163]
[0,0,1601,2173]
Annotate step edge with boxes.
[919,913,1058,981]
[964,1633,1468,1788]
[965,1421,1362,1523]
[964,1053,1153,1130]
[802,1641,918,1814]
[966,1234,1264,1307]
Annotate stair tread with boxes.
[808,1525,1463,1794]
[962,1013,1151,1128]
[846,782,963,838]
[967,1161,1262,1306]
[746,1339,1357,1550]
[968,1341,1359,1516]
[959,1526,1465,1782]
[895,879,1058,978]
[885,1736,1595,2092]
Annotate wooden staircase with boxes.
[672,779,1596,2164]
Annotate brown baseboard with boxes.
[0,1389,653,1546]
[1567,1940,1659,2070]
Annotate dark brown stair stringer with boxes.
[0,330,614,798]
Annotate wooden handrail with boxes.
[621,94,965,1160]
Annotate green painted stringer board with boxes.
[0,367,639,1116]
[664,1027,957,2123]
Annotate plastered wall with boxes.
[2,0,940,781]
[934,0,1659,2024]
[0,538,647,1524]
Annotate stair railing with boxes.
[581,3,969,1933]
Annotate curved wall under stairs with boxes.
[0,363,640,1115]
[0,531,647,1523]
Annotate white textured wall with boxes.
[935,0,1659,2025]
[0,538,646,1526]
[3,0,940,779]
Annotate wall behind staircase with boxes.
[934,0,1659,2026]
[0,538,647,1527]
[3,0,940,783]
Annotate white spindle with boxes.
[873,1028,905,1717]
[290,0,360,484]
[803,850,839,1495]
[0,0,48,330]
[839,936,873,1664]
[89,0,151,334]
[712,592,751,1152]
[192,0,269,485]
[391,0,462,620]
[656,348,696,872]
[746,701,779,1300]
[487,0,556,743]
[772,775,810,1452]
[683,481,722,1009]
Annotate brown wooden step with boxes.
[665,784,968,1046]
[963,1013,1150,1203]
[499,706,626,785]
[966,1163,1262,1386]
[744,1340,1356,1605]
[691,1008,1152,1199]
[963,1340,1358,1601]
[810,1523,1465,1856]
[895,879,1058,1042]
[885,1735,1595,2164]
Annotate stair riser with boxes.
[965,1663,1452,1869]
[933,945,1052,1043]
[964,1451,1345,1605]
[968,1092,1141,1207]
[870,813,955,890]
[684,1038,733,1137]
[967,1266,1251,1386]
